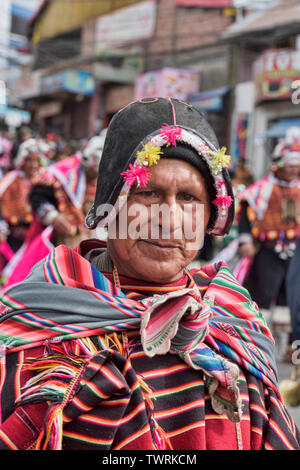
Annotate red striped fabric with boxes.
[0,332,299,450]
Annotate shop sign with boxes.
[189,95,223,112]
[41,69,96,96]
[94,62,138,84]
[35,101,62,119]
[188,86,229,112]
[14,70,41,99]
[94,51,143,84]
[63,70,95,95]
[134,68,199,101]
[41,72,65,95]
[95,0,156,48]
[253,49,300,103]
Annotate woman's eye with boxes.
[139,191,159,198]
[180,193,196,202]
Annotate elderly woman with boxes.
[0,138,49,278]
[0,138,48,251]
[0,98,299,451]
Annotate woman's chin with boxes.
[127,257,186,284]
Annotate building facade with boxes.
[10,0,237,145]
[222,0,300,179]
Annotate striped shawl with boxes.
[0,243,280,449]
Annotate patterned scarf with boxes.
[0,244,279,447]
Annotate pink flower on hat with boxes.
[212,194,233,208]
[121,163,151,188]
[160,123,182,147]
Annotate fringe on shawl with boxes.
[16,334,173,451]
[100,333,173,450]
[16,336,103,450]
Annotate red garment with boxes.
[0,271,299,450]
[0,343,261,450]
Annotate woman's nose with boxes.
[158,198,183,236]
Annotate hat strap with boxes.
[168,97,177,125]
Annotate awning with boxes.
[0,105,31,127]
[188,86,229,112]
[221,1,300,44]
[265,118,300,138]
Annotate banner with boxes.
[134,68,199,101]
[95,0,156,47]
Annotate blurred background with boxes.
[1,0,300,176]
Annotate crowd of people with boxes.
[211,127,300,366]
[0,126,106,288]
[0,99,300,450]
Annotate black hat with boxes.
[86,97,234,235]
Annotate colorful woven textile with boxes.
[0,170,34,225]
[0,242,297,450]
[33,155,97,240]
[2,226,54,290]
[47,155,87,209]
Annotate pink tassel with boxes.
[212,195,233,208]
[160,123,182,147]
[121,163,151,188]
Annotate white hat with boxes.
[272,126,300,167]
[15,138,49,168]
[81,129,107,169]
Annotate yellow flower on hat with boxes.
[137,143,163,167]
[211,147,231,172]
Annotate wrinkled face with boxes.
[22,154,40,178]
[275,164,300,182]
[108,158,211,283]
